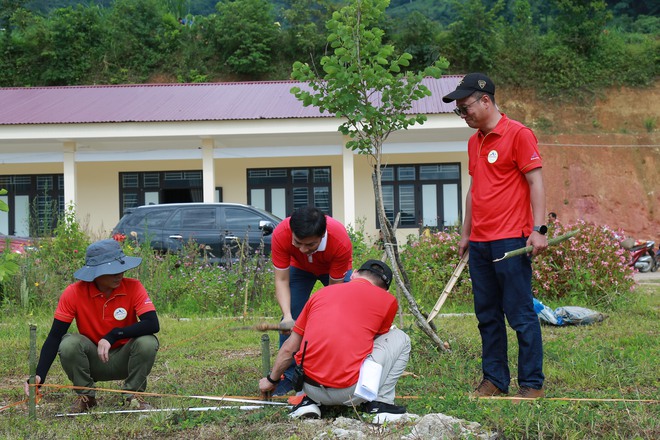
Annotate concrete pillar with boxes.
[62,141,77,210]
[201,138,215,203]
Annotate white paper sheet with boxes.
[354,358,383,401]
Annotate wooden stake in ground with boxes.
[427,252,469,323]
[260,333,271,401]
[28,324,37,419]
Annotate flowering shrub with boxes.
[533,220,635,305]
[398,220,635,312]
[1,210,637,315]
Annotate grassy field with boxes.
[1,281,658,439]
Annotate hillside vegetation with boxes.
[0,0,657,99]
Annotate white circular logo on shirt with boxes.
[488,150,498,163]
[113,307,127,321]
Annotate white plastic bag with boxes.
[533,298,605,326]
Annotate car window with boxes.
[141,209,173,228]
[121,211,146,227]
[225,207,262,231]
[167,207,217,230]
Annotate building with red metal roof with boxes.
[0,77,471,240]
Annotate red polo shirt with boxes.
[292,278,397,388]
[54,278,156,348]
[468,114,542,241]
[271,215,352,279]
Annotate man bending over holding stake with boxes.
[259,260,411,424]
[270,205,352,395]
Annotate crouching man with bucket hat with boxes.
[25,239,160,412]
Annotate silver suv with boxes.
[111,203,280,264]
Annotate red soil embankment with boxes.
[499,84,660,240]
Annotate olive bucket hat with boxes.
[74,239,142,282]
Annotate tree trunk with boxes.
[371,171,448,352]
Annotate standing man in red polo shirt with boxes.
[270,206,352,395]
[25,239,160,412]
[443,73,548,400]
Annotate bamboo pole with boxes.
[427,252,469,322]
[492,229,580,262]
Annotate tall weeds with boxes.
[0,213,637,315]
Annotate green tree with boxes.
[102,0,179,83]
[165,0,190,21]
[496,0,539,87]
[211,0,279,78]
[291,0,450,350]
[550,0,612,56]
[390,10,442,71]
[38,5,104,85]
[0,7,47,86]
[168,14,217,83]
[279,0,337,66]
[445,0,505,73]
[0,0,26,32]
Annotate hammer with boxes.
[231,322,283,332]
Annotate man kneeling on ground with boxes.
[259,260,411,424]
[25,239,160,412]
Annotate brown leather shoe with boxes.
[472,379,507,397]
[70,395,97,413]
[124,395,153,410]
[512,386,545,402]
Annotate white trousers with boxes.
[303,327,411,406]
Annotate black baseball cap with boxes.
[358,259,393,289]
[442,73,495,103]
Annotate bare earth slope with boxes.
[498,83,660,240]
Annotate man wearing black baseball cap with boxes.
[444,73,548,401]
[442,72,495,103]
[259,259,410,424]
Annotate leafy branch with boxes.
[290,0,450,351]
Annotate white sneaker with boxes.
[288,396,321,419]
[372,412,406,424]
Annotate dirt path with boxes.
[634,271,660,283]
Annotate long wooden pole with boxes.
[427,253,469,322]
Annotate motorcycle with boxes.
[621,238,659,273]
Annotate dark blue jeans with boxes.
[469,238,544,392]
[279,266,352,380]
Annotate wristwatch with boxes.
[533,225,548,235]
[266,373,281,385]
